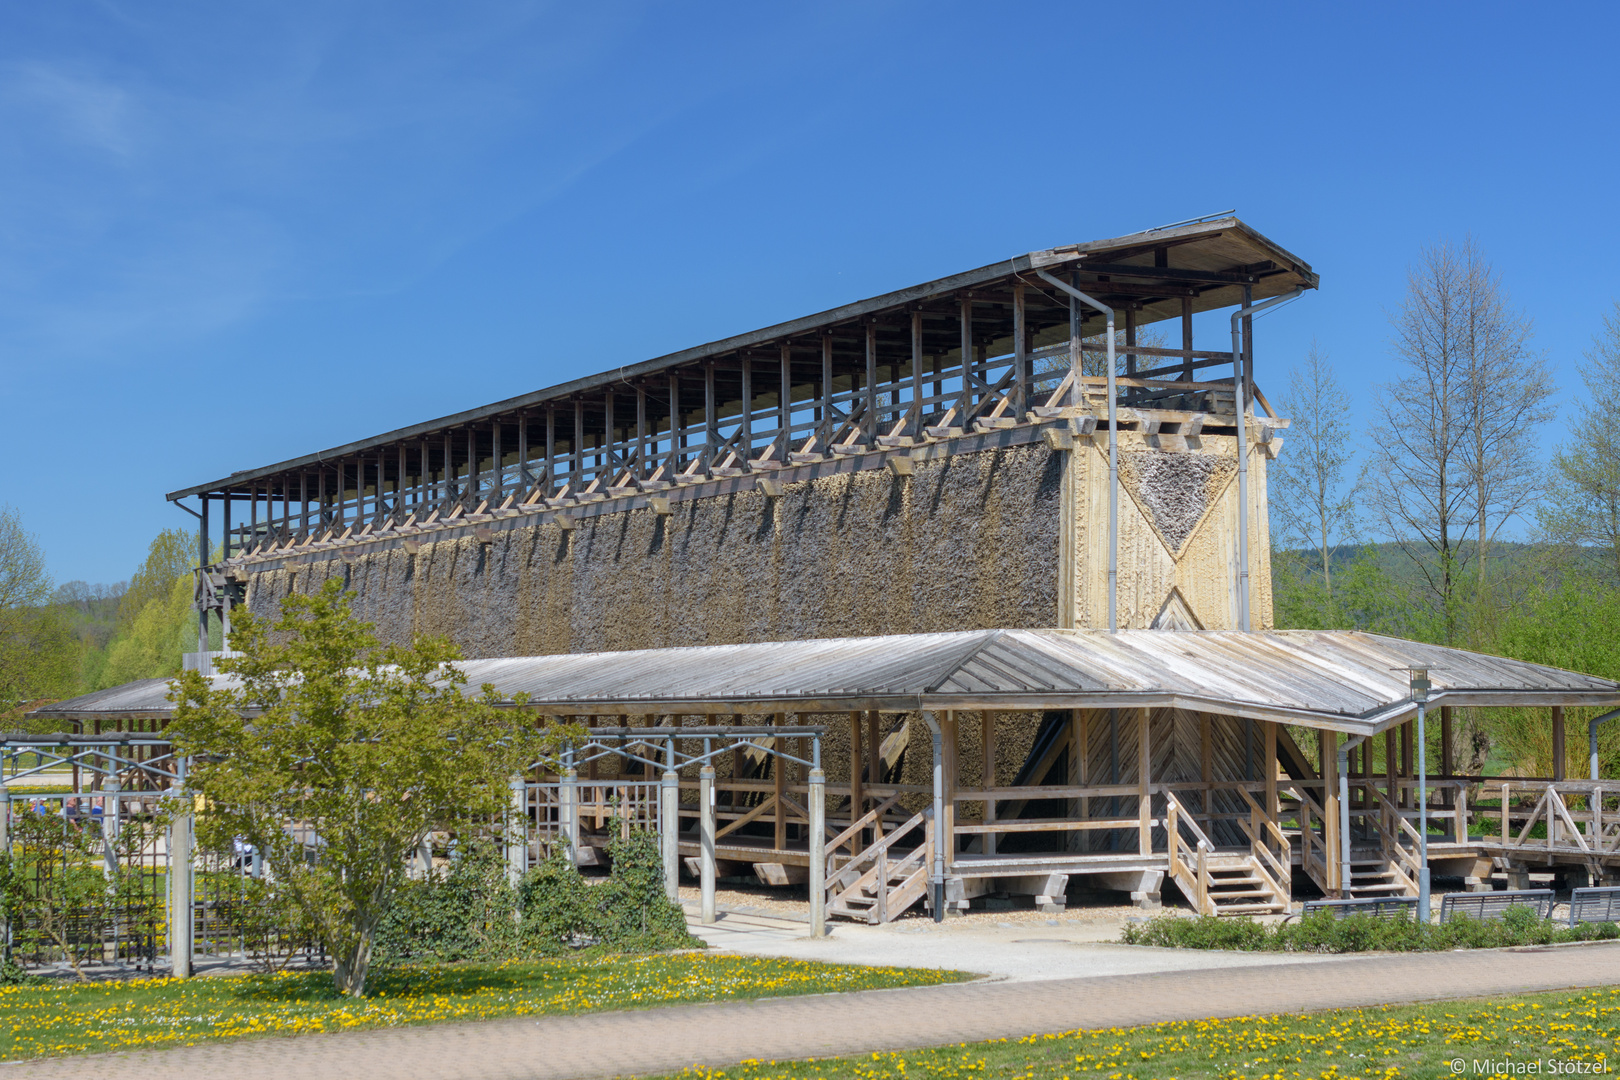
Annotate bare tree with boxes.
[1270,342,1359,605]
[1457,243,1554,608]
[1539,302,1620,581]
[1366,239,1548,643]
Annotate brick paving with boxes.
[8,942,1620,1080]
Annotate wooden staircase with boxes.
[823,798,931,923]
[1165,792,1289,916]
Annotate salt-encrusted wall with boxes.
[245,442,1065,656]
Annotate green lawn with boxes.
[0,954,970,1060]
[652,986,1620,1080]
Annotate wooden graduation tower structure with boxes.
[67,214,1617,920]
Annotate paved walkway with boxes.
[685,907,1341,982]
[8,941,1620,1080]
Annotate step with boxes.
[1349,884,1410,895]
[1205,888,1274,899]
[1214,902,1288,914]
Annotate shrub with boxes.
[378,830,704,964]
[1121,905,1620,953]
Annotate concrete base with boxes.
[1433,855,1495,893]
[1000,872,1071,913]
[1095,869,1164,910]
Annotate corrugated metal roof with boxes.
[29,629,1619,736]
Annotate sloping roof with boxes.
[168,216,1317,501]
[30,629,1618,737]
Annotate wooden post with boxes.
[1199,715,1213,834]
[848,712,863,853]
[1264,720,1278,822]
[740,353,752,457]
[779,344,793,457]
[635,386,648,482]
[1125,308,1137,376]
[981,711,997,856]
[1180,296,1195,382]
[1552,706,1566,781]
[1012,284,1028,415]
[703,361,717,477]
[1321,730,1340,894]
[863,322,878,443]
[1073,709,1088,852]
[909,310,924,436]
[958,296,974,419]
[1138,708,1152,856]
[818,332,833,455]
[669,375,682,474]
[867,711,883,840]
[942,711,958,874]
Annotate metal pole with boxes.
[928,713,945,922]
[660,766,680,902]
[170,757,193,978]
[1034,272,1118,630]
[1410,668,1432,923]
[1227,289,1304,631]
[560,753,578,864]
[0,781,9,962]
[1337,739,1357,898]
[699,764,717,925]
[507,775,527,887]
[808,759,826,939]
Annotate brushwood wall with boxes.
[243,442,1064,655]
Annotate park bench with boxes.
[1439,888,1554,924]
[1300,896,1418,920]
[1567,886,1620,927]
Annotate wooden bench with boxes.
[1439,888,1554,924]
[1301,897,1418,921]
[1568,886,1620,927]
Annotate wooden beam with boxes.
[1264,720,1278,822]
[1552,706,1566,781]
[982,710,997,856]
[1138,707,1152,856]
[848,710,863,853]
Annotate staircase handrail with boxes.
[825,793,904,855]
[824,809,928,917]
[1233,786,1292,891]
[1163,791,1213,914]
[1367,785,1423,891]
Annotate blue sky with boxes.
[4,1,1618,586]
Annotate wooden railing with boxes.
[1484,781,1620,860]
[1366,786,1422,894]
[1234,786,1291,896]
[1164,792,1215,915]
[825,809,930,923]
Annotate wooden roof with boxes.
[169,216,1317,502]
[31,629,1614,737]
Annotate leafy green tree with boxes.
[168,578,572,996]
[0,506,78,714]
[97,574,198,689]
[1540,302,1620,584]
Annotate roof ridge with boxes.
[922,629,1009,694]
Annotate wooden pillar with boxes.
[1071,708,1088,853]
[1401,720,1414,808]
[942,711,958,872]
[740,354,753,458]
[544,406,557,498]
[866,710,882,840]
[1264,720,1278,822]
[981,711,997,856]
[1321,730,1340,894]
[775,714,787,851]
[863,323,878,442]
[668,375,682,474]
[909,310,924,436]
[1199,715,1213,832]
[1012,284,1028,415]
[1124,308,1137,376]
[847,711,862,853]
[1137,708,1152,856]
[635,386,648,481]
[1440,705,1454,808]
[1180,296,1195,382]
[957,296,974,419]
[1552,706,1566,781]
[818,332,833,454]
